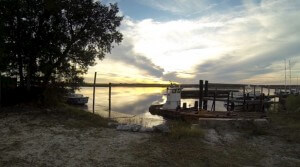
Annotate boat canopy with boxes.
[162,86,182,110]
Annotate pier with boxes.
[81,77,295,116]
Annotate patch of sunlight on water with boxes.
[77,87,166,127]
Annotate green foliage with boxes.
[57,104,111,128]
[269,112,300,143]
[0,0,123,87]
[41,87,66,106]
[285,95,300,112]
[168,121,204,139]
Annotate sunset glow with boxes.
[85,0,300,84]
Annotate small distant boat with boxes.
[66,93,89,105]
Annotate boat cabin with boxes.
[162,86,182,110]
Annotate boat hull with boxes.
[149,105,266,120]
[67,97,89,105]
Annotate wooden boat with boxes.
[66,93,89,105]
[149,85,266,120]
[149,104,266,120]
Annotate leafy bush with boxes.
[41,87,67,106]
[285,95,300,112]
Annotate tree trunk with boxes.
[17,54,24,88]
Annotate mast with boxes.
[289,60,292,93]
[297,76,299,94]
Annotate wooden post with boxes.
[279,88,281,95]
[194,101,198,109]
[0,75,2,108]
[243,86,246,111]
[183,102,187,109]
[203,80,208,110]
[199,80,203,110]
[230,90,235,111]
[213,92,216,111]
[261,94,265,112]
[227,92,230,111]
[109,83,111,118]
[261,86,263,95]
[253,85,256,99]
[247,93,249,110]
[268,86,270,96]
[92,72,97,114]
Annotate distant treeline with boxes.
[79,82,292,89]
[81,83,171,87]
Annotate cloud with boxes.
[87,0,300,84]
[108,37,165,78]
[139,0,210,15]
[168,0,300,84]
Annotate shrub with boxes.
[285,95,300,112]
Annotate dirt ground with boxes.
[0,111,299,167]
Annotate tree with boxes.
[0,0,123,88]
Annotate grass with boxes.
[167,121,204,139]
[268,112,300,143]
[250,95,300,142]
[131,134,264,167]
[47,104,112,129]
[264,95,300,142]
[1,102,112,129]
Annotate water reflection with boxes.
[77,87,166,127]
[76,87,231,127]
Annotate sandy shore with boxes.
[1,108,300,167]
[0,111,149,166]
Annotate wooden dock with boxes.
[83,78,293,117]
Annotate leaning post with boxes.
[109,83,112,118]
[92,72,97,114]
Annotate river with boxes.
[76,87,229,127]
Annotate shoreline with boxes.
[1,105,299,166]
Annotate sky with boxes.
[85,0,300,85]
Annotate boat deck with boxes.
[149,105,266,120]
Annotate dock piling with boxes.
[199,80,203,109]
[227,92,230,111]
[109,83,111,118]
[0,75,1,108]
[194,101,198,109]
[203,80,208,110]
[213,92,216,111]
[183,103,187,109]
[254,85,256,99]
[92,72,97,114]
[261,94,265,112]
[243,86,246,111]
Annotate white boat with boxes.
[66,93,89,105]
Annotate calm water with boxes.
[76,87,228,127]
